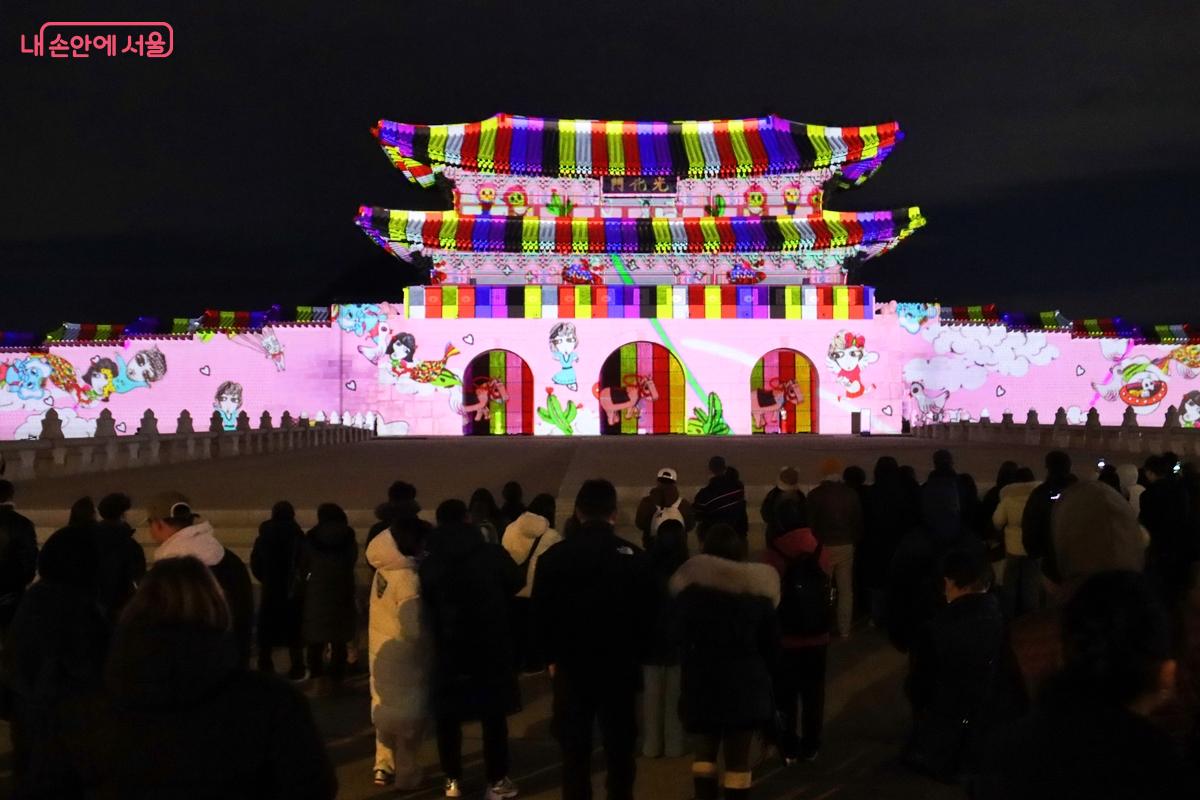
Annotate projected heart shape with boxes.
[462,334,475,345]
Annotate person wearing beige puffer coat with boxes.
[501,494,563,672]
[366,520,431,790]
[992,468,1040,618]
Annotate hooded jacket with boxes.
[155,520,253,665]
[366,531,430,725]
[501,511,563,598]
[419,523,522,719]
[670,554,781,732]
[57,621,336,799]
[299,520,358,644]
[991,480,1038,558]
[763,526,833,648]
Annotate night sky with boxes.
[3,0,1199,335]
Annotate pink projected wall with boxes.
[5,300,1195,441]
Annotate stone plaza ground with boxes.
[1,433,1095,798]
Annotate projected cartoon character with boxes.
[111,347,167,394]
[909,380,949,423]
[751,378,803,430]
[232,327,286,372]
[826,331,878,399]
[1180,390,1200,429]
[335,303,386,340]
[1,357,53,401]
[213,381,244,431]
[896,302,939,335]
[81,358,119,402]
[503,185,528,217]
[1166,344,1200,379]
[477,183,497,214]
[1097,356,1170,416]
[595,374,659,426]
[357,319,395,366]
[744,184,767,216]
[782,184,801,215]
[461,376,509,421]
[727,258,766,284]
[548,322,579,391]
[389,334,461,388]
[561,259,603,285]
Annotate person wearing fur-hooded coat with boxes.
[670,525,781,800]
[365,523,431,789]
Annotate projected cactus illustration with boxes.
[537,387,578,435]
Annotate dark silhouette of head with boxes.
[316,502,347,525]
[69,496,97,528]
[842,465,867,488]
[575,479,618,523]
[122,556,231,632]
[528,493,556,528]
[0,480,13,504]
[436,499,469,527]
[270,500,295,522]
[387,481,417,505]
[932,449,955,473]
[995,460,1019,489]
[98,492,133,522]
[1045,450,1073,480]
[389,515,427,557]
[873,456,900,483]
[942,544,992,594]
[1014,467,1036,483]
[501,481,523,504]
[708,456,727,476]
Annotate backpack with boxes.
[772,541,835,637]
[650,496,683,537]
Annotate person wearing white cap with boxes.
[635,467,695,549]
[145,491,253,666]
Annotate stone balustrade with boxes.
[912,404,1200,456]
[0,408,377,480]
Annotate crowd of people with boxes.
[0,444,1197,798]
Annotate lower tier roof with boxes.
[355,207,924,258]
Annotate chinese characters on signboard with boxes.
[601,176,677,194]
[20,22,173,59]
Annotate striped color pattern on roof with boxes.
[375,114,902,183]
[355,207,925,255]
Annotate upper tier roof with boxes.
[375,113,902,186]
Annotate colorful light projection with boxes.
[461,350,534,435]
[596,341,686,435]
[750,349,818,434]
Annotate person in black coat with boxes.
[298,503,358,687]
[669,524,781,800]
[94,493,146,624]
[0,480,38,636]
[53,556,336,800]
[1020,450,1077,582]
[759,466,806,542]
[420,499,523,798]
[532,479,656,800]
[693,456,749,540]
[904,545,1026,784]
[860,457,917,625]
[975,570,1197,798]
[1140,453,1198,610]
[641,517,688,759]
[2,518,110,798]
[365,481,422,549]
[250,501,306,678]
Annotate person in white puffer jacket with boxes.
[991,467,1040,618]
[501,494,562,672]
[366,517,431,790]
